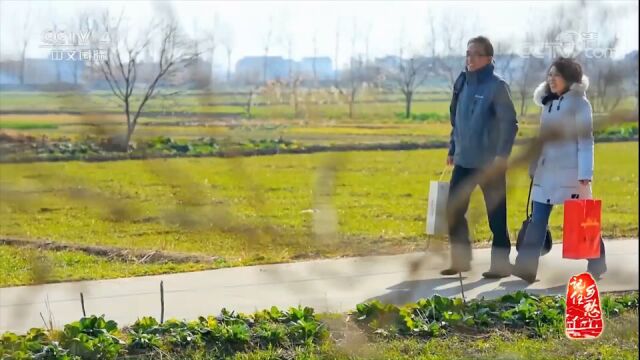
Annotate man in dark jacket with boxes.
[442,36,518,278]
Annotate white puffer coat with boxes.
[530,75,594,205]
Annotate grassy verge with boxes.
[0,244,219,286]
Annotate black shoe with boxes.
[440,265,470,276]
[512,267,536,284]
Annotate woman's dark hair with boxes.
[545,57,583,94]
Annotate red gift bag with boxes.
[563,199,602,259]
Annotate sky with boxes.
[0,0,638,71]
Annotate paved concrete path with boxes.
[1,239,637,333]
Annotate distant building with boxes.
[0,58,86,85]
[298,57,333,80]
[373,55,402,72]
[235,56,334,83]
[235,56,290,83]
[0,56,210,89]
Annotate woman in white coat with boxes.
[512,57,606,283]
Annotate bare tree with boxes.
[594,59,625,112]
[577,5,624,113]
[423,13,439,82]
[286,33,294,84]
[337,20,366,119]
[246,88,254,118]
[391,26,430,118]
[363,22,372,65]
[512,10,567,117]
[192,18,200,75]
[494,41,518,86]
[515,55,545,117]
[283,30,301,110]
[68,11,98,86]
[393,57,430,119]
[262,16,274,84]
[50,23,63,84]
[290,75,302,117]
[312,30,318,84]
[334,18,341,88]
[225,44,233,84]
[245,85,261,119]
[425,14,437,60]
[18,6,33,85]
[590,56,624,113]
[70,17,82,86]
[397,22,406,60]
[347,20,359,119]
[185,18,214,89]
[207,13,220,84]
[98,12,200,150]
[73,12,100,86]
[431,13,467,90]
[220,24,234,83]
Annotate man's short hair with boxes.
[467,36,494,57]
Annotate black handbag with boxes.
[516,179,552,255]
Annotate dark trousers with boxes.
[447,165,511,267]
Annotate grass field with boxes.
[0,90,595,122]
[0,142,637,286]
[0,115,542,147]
[1,90,634,150]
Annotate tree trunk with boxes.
[263,56,268,84]
[123,100,133,152]
[226,50,232,83]
[405,91,413,119]
[210,48,216,84]
[246,90,254,119]
[19,53,26,85]
[292,81,299,117]
[124,126,135,152]
[349,88,356,119]
[313,59,317,85]
[520,96,527,117]
[334,30,340,88]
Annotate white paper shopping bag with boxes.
[426,169,451,235]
